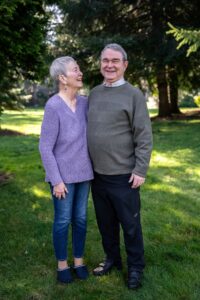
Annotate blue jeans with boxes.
[50,181,90,261]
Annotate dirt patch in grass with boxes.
[0,129,24,136]
[0,171,13,185]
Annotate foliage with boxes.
[0,0,49,114]
[1,1,200,118]
[167,23,200,56]
[179,94,197,108]
[0,109,200,299]
[50,0,200,117]
[194,95,200,107]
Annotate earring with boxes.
[64,84,67,91]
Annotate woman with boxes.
[39,56,93,284]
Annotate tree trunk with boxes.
[157,67,171,117]
[168,68,181,114]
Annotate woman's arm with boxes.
[39,104,63,186]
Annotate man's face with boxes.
[100,49,128,83]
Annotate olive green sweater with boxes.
[87,82,153,177]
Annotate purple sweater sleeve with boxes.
[39,104,63,186]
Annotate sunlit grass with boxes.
[1,107,199,134]
[1,108,44,134]
[149,107,200,117]
[31,185,51,199]
[169,208,200,226]
[185,167,200,177]
[149,183,181,194]
[151,152,182,167]
[180,107,200,113]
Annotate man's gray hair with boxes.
[101,43,128,61]
[50,56,75,82]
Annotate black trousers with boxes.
[91,172,145,271]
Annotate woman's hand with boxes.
[53,182,68,199]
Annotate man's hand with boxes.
[129,173,145,189]
[53,182,68,199]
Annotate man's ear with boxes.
[124,60,128,70]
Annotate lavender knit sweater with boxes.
[39,94,94,185]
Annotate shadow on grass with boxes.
[0,129,25,136]
[2,115,43,125]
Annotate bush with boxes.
[179,95,197,108]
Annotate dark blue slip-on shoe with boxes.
[57,268,73,284]
[74,265,89,280]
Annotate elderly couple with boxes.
[39,43,152,289]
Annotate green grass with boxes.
[0,109,200,300]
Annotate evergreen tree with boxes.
[168,23,200,57]
[51,0,200,116]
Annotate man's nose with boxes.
[107,61,114,67]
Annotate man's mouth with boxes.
[105,70,116,73]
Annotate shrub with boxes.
[179,95,197,108]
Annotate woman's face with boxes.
[64,61,83,89]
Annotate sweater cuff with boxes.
[132,168,146,178]
[50,176,63,187]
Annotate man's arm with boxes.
[130,89,153,187]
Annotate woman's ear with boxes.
[58,74,67,85]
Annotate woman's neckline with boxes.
[57,94,78,114]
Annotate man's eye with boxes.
[102,59,120,63]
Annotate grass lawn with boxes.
[0,109,200,300]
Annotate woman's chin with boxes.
[77,80,83,86]
[70,83,83,90]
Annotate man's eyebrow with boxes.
[102,58,121,61]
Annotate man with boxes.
[87,43,153,289]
